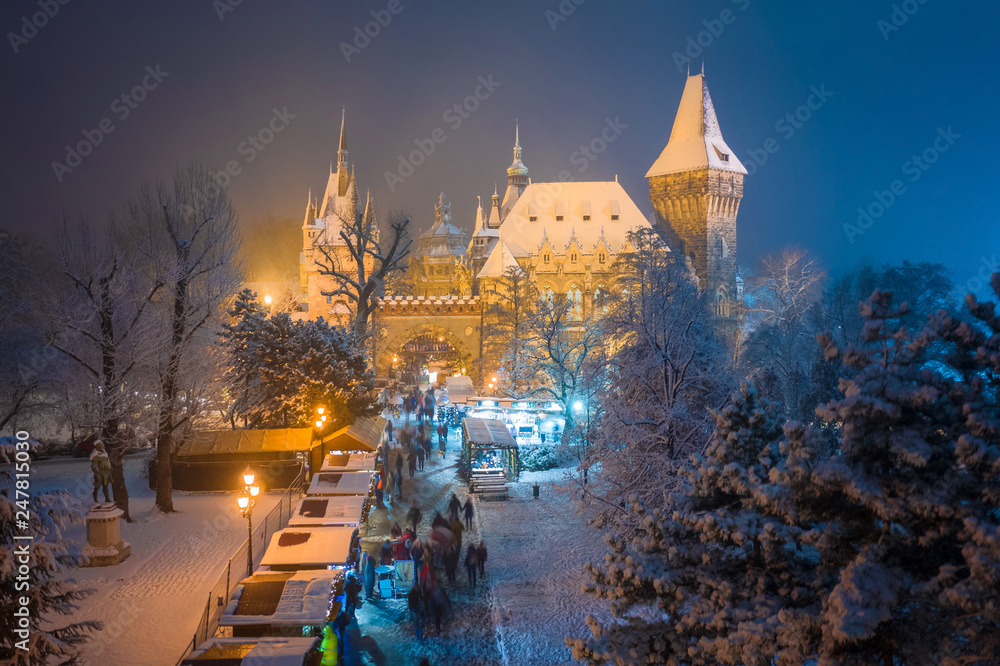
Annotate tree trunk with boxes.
[155,379,176,513]
[103,421,132,521]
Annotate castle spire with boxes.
[488,183,501,228]
[502,122,528,220]
[472,195,485,235]
[338,106,348,166]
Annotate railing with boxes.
[174,467,306,665]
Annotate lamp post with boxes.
[238,466,260,577]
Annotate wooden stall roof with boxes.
[319,451,377,473]
[182,637,317,665]
[462,418,517,448]
[219,570,342,628]
[176,428,314,458]
[289,495,367,527]
[306,471,373,497]
[260,527,356,569]
[320,416,387,453]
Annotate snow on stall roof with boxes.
[260,526,356,569]
[220,570,342,627]
[462,417,517,448]
[176,428,314,457]
[288,495,367,527]
[319,451,377,473]
[183,636,318,665]
[319,415,386,452]
[306,470,373,496]
[646,73,747,177]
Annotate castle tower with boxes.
[646,73,746,316]
[501,122,528,219]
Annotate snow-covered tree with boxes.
[0,471,101,664]
[586,228,734,528]
[481,265,540,397]
[567,383,813,664]
[221,294,376,430]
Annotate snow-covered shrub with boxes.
[518,444,559,472]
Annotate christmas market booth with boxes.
[319,416,387,454]
[153,428,320,492]
[306,471,375,497]
[319,450,378,474]
[218,569,344,638]
[461,417,519,501]
[289,495,369,529]
[260,526,361,571]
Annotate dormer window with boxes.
[610,200,620,221]
[582,215,590,221]
[571,253,578,262]
[555,216,563,221]
[544,254,550,264]
[610,215,619,221]
[714,146,730,162]
[599,252,606,263]
[529,216,538,222]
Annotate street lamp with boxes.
[238,466,260,576]
[263,294,272,306]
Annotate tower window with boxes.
[325,295,332,303]
[571,253,578,262]
[599,253,606,263]
[544,254,550,263]
[714,146,730,162]
[555,216,563,221]
[582,215,590,221]
[529,216,538,222]
[610,214,619,221]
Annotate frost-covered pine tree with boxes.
[0,472,100,664]
[568,383,813,665]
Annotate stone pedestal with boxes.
[81,504,131,567]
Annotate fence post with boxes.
[226,560,230,595]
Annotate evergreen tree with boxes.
[0,472,101,664]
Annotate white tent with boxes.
[260,527,358,570]
[289,495,367,528]
[319,451,377,473]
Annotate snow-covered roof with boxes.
[319,415,387,453]
[462,418,518,448]
[306,470,373,496]
[176,428,315,458]
[319,451,377,473]
[219,570,342,628]
[478,240,525,279]
[183,637,318,665]
[260,526,357,569]
[289,495,367,527]
[646,73,747,177]
[497,180,652,257]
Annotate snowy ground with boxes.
[34,454,280,666]
[32,416,610,666]
[343,416,608,666]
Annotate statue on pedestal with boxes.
[89,441,112,505]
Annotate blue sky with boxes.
[2,0,997,285]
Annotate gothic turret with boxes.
[501,122,528,220]
[647,73,746,317]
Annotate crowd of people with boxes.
[361,388,491,645]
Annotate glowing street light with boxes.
[317,407,325,415]
[238,466,260,576]
[264,294,273,305]
[315,420,323,428]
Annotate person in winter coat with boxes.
[407,584,426,641]
[411,537,424,580]
[443,543,458,584]
[465,544,479,589]
[415,444,425,471]
[447,493,462,523]
[463,498,474,530]
[450,517,464,553]
[90,441,112,504]
[406,504,422,531]
[344,571,362,619]
[361,551,376,598]
[477,540,487,575]
[379,539,393,565]
[431,511,449,530]
[391,522,402,540]
[428,586,449,635]
[407,447,416,478]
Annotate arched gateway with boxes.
[375,295,482,381]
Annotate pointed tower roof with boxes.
[646,73,747,177]
[506,120,528,178]
[335,172,358,223]
[478,240,524,279]
[487,184,502,228]
[472,196,485,235]
[338,106,348,161]
[362,189,379,243]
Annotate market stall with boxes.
[289,495,368,528]
[180,637,321,665]
[218,570,344,638]
[259,526,360,571]
[306,471,374,497]
[461,417,519,500]
[319,451,378,474]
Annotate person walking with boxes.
[443,543,458,584]
[407,584,426,641]
[406,504,422,531]
[477,540,487,576]
[407,447,416,478]
[465,544,479,589]
[450,516,464,553]
[411,537,424,581]
[361,551,376,599]
[447,493,461,524]
[415,444,425,471]
[463,498,474,530]
[344,571,362,620]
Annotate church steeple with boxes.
[501,121,528,220]
[488,183,501,228]
[336,107,350,198]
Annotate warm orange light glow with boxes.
[321,414,327,422]
[315,420,323,428]
[317,407,325,415]
[249,485,260,497]
[264,294,272,305]
[237,496,249,509]
[242,468,255,486]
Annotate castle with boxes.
[297,72,746,377]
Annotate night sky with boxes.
[3,0,997,288]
